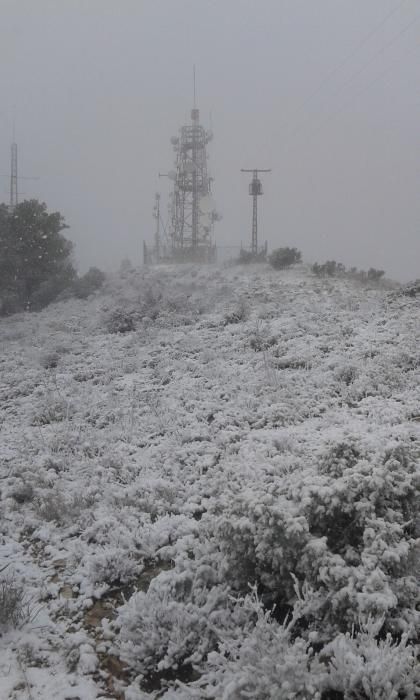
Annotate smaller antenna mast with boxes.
[241,168,271,256]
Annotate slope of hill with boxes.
[0,264,418,699]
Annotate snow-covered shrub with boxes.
[367,267,385,282]
[178,590,328,700]
[216,480,308,604]
[214,437,419,636]
[248,320,277,352]
[9,480,34,504]
[34,489,86,525]
[39,343,70,369]
[269,247,302,270]
[105,307,137,333]
[324,617,419,699]
[224,298,248,324]
[400,279,420,297]
[312,260,345,277]
[31,394,73,425]
[72,266,106,299]
[116,559,233,676]
[87,546,141,586]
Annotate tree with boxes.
[0,200,76,313]
[268,247,302,270]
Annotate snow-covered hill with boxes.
[0,264,419,699]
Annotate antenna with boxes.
[10,143,18,211]
[146,73,219,265]
[241,168,271,257]
[4,133,39,212]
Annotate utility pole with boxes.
[241,168,271,255]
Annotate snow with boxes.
[0,263,418,698]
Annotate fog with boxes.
[0,0,418,280]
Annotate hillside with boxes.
[0,263,419,699]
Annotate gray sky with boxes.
[0,0,418,280]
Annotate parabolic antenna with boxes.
[199,195,216,214]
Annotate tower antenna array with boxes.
[144,72,219,264]
[241,168,271,256]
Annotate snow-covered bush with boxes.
[115,555,239,674]
[224,298,248,324]
[176,588,328,700]
[72,266,106,299]
[87,546,141,586]
[31,393,73,425]
[324,617,419,699]
[214,436,419,636]
[105,307,137,333]
[269,247,302,269]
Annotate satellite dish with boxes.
[168,170,177,181]
[199,195,216,214]
[170,136,179,145]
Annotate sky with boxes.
[0,0,418,280]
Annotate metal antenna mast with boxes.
[241,168,271,255]
[5,131,39,212]
[10,142,18,210]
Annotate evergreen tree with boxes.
[0,200,76,313]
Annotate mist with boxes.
[0,0,418,280]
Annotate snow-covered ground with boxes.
[0,263,418,699]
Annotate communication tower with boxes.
[167,103,218,261]
[5,138,39,213]
[241,168,271,258]
[144,72,219,265]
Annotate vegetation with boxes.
[238,248,267,264]
[0,200,107,315]
[72,266,106,299]
[269,246,302,269]
[0,199,76,314]
[312,259,385,282]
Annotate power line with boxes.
[288,0,408,122]
[285,40,419,155]
[283,0,409,136]
[284,12,419,150]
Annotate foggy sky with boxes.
[0,0,418,280]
